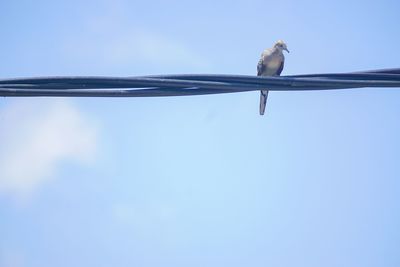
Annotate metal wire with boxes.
[1,68,400,97]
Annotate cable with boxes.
[1,68,400,97]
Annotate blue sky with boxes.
[1,0,400,266]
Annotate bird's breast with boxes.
[266,57,282,70]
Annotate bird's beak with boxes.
[284,48,290,53]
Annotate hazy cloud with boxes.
[0,249,25,267]
[61,2,210,72]
[112,202,178,239]
[0,99,97,200]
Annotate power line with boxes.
[1,68,400,97]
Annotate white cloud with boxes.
[0,99,97,200]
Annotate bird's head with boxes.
[274,40,289,53]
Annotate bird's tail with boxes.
[259,90,269,115]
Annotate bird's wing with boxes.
[276,59,284,76]
[257,49,272,76]
[257,57,265,76]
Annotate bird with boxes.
[257,40,289,115]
